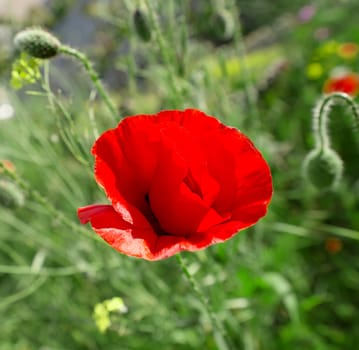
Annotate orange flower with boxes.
[0,160,15,173]
[323,73,359,96]
[325,237,342,254]
[337,42,359,59]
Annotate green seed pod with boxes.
[303,148,343,190]
[14,28,61,59]
[0,179,25,209]
[211,9,235,41]
[133,8,152,42]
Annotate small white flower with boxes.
[0,103,14,120]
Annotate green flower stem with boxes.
[227,0,259,123]
[0,162,94,240]
[176,253,232,350]
[88,90,100,139]
[59,45,118,123]
[0,274,47,311]
[313,92,359,151]
[142,0,172,68]
[42,62,91,166]
[143,0,184,105]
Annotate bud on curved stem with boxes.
[312,92,359,151]
[304,92,359,190]
[14,28,61,59]
[303,148,343,190]
[14,28,118,123]
[211,8,235,41]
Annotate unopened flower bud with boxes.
[303,148,343,190]
[14,28,61,59]
[211,9,235,41]
[0,179,25,209]
[133,8,152,42]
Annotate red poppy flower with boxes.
[323,73,359,96]
[78,109,272,260]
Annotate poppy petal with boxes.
[78,204,215,260]
[93,116,161,213]
[199,123,272,216]
[148,123,225,236]
[78,204,161,259]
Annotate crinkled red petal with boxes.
[323,74,359,96]
[78,204,222,260]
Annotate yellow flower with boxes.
[93,297,127,333]
[306,63,323,79]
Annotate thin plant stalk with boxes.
[143,0,184,106]
[42,62,91,166]
[226,0,259,123]
[176,253,232,350]
[0,162,95,241]
[59,45,118,123]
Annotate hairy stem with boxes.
[176,253,232,350]
[143,0,184,106]
[313,92,359,151]
[0,162,94,240]
[59,45,118,123]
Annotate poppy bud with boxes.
[14,28,61,59]
[303,148,343,190]
[211,9,235,41]
[0,179,25,209]
[133,8,152,42]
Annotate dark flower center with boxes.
[183,171,203,199]
[144,193,168,236]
